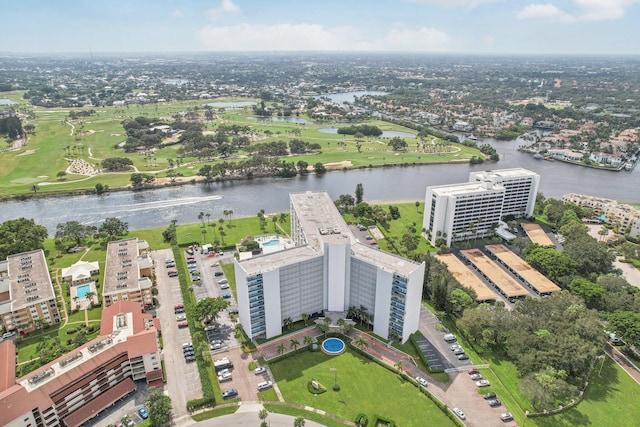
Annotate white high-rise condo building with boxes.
[423,168,539,247]
[234,191,425,344]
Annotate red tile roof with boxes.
[0,340,16,392]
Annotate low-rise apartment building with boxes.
[0,250,60,334]
[562,193,640,234]
[102,238,153,308]
[0,300,162,427]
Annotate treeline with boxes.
[0,116,24,139]
[102,157,133,171]
[120,116,169,152]
[68,110,97,120]
[380,116,461,143]
[337,124,382,137]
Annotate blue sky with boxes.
[3,0,639,55]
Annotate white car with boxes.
[218,372,232,382]
[220,283,230,290]
[415,376,428,387]
[176,314,187,322]
[257,380,273,391]
[453,407,466,420]
[254,366,266,375]
[476,379,491,387]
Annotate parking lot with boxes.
[153,248,202,420]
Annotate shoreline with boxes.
[0,158,479,202]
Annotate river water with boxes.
[1,90,638,233]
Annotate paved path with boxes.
[605,343,640,385]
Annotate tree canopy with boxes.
[55,221,96,247]
[194,297,231,324]
[145,387,172,426]
[98,217,129,240]
[0,218,48,259]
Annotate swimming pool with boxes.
[262,239,281,247]
[321,338,346,355]
[77,284,91,298]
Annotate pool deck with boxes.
[70,281,99,310]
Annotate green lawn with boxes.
[269,349,456,427]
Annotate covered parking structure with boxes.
[435,254,497,303]
[485,245,561,296]
[459,249,529,302]
[521,223,555,247]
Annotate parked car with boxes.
[218,372,232,382]
[183,350,195,357]
[125,418,135,427]
[168,272,178,278]
[453,347,465,355]
[443,333,456,342]
[222,293,232,299]
[489,398,502,407]
[220,283,230,290]
[185,356,195,363]
[165,262,175,268]
[257,380,273,391]
[218,279,228,284]
[476,379,491,387]
[2,331,17,339]
[214,271,224,277]
[452,408,466,420]
[210,342,222,350]
[449,344,461,351]
[468,368,480,375]
[470,373,483,380]
[415,376,428,387]
[137,406,148,419]
[483,392,497,400]
[457,353,469,360]
[254,366,266,375]
[176,314,187,322]
[500,412,514,422]
[222,388,238,399]
[174,307,185,314]
[178,321,189,328]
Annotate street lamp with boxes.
[330,367,338,390]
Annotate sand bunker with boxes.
[324,160,353,168]
[17,149,36,156]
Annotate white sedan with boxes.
[415,376,428,387]
[476,379,491,387]
[453,407,466,420]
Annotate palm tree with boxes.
[290,338,300,351]
[394,360,404,374]
[198,211,204,226]
[277,343,286,355]
[258,409,268,424]
[205,213,211,225]
[302,313,309,326]
[355,337,368,350]
[294,416,306,427]
[283,317,293,330]
[303,335,313,347]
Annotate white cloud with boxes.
[517,0,638,23]
[195,23,451,51]
[408,0,504,7]
[170,9,183,20]
[517,3,570,21]
[207,0,241,21]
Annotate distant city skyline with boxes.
[3,0,639,55]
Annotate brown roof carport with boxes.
[62,377,136,427]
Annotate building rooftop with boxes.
[61,261,99,282]
[436,254,497,301]
[521,223,555,247]
[460,249,529,298]
[485,245,560,294]
[290,191,356,252]
[471,168,539,180]
[429,181,505,197]
[6,250,56,310]
[351,243,423,276]
[237,246,320,275]
[103,238,143,295]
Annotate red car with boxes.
[468,368,479,375]
[178,321,189,328]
